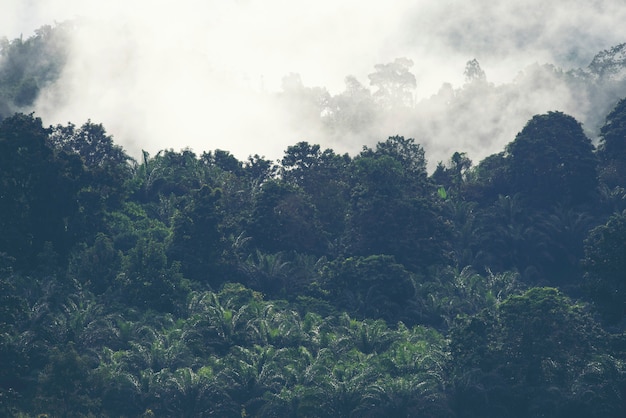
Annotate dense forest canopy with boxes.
[2,26,626,417]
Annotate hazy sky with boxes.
[4,0,626,164]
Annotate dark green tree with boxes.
[243,154,277,184]
[506,112,598,208]
[48,121,134,240]
[201,149,244,175]
[323,255,416,323]
[248,180,327,255]
[280,142,351,245]
[168,185,223,284]
[360,135,428,179]
[0,113,81,265]
[432,151,473,196]
[347,137,450,270]
[69,233,122,295]
[583,210,626,324]
[597,97,626,188]
[117,238,186,312]
[133,149,204,207]
[48,121,132,171]
[36,343,97,417]
[464,151,511,205]
[451,287,622,417]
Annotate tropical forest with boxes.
[2,24,626,418]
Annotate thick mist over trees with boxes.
[286,49,626,168]
[3,22,626,170]
[4,0,626,166]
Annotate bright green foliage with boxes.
[102,201,170,252]
[71,285,451,417]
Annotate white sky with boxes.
[3,0,626,163]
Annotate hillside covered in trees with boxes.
[2,26,626,417]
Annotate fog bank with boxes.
[5,1,626,167]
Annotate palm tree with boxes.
[261,304,306,348]
[185,289,271,354]
[254,345,329,417]
[135,330,193,372]
[313,350,375,417]
[532,205,595,285]
[36,343,97,417]
[93,347,144,417]
[216,345,290,416]
[443,198,479,268]
[333,314,395,355]
[239,250,292,297]
[258,384,311,418]
[360,375,452,417]
[150,367,235,417]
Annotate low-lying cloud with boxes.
[5,0,626,168]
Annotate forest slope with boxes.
[0,27,626,417]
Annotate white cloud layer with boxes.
[5,0,626,166]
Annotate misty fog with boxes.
[5,0,626,169]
